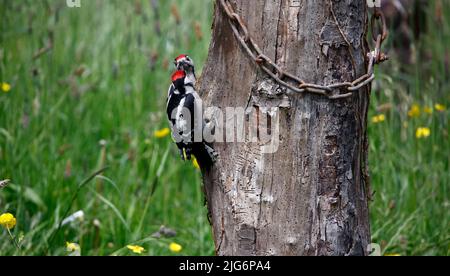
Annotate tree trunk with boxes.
[199,0,371,256]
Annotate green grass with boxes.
[0,0,448,256]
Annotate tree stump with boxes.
[199,0,371,256]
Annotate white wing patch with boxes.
[175,98,186,131]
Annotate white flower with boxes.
[62,210,85,226]
[0,179,10,189]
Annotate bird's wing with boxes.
[175,93,196,142]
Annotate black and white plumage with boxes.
[166,55,217,169]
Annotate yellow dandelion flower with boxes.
[169,242,182,253]
[407,104,420,118]
[66,242,80,252]
[416,127,431,139]
[154,128,170,139]
[192,157,200,170]
[423,107,433,115]
[435,104,446,112]
[127,245,145,254]
[0,213,16,229]
[371,114,386,124]
[1,82,11,93]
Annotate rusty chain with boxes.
[219,0,389,100]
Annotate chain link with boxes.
[219,0,388,100]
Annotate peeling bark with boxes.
[199,0,371,256]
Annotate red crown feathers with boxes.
[175,54,187,61]
[171,70,186,82]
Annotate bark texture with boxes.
[199,0,371,256]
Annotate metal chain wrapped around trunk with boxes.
[219,0,389,100]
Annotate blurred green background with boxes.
[0,0,448,256]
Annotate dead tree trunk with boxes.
[199,0,371,256]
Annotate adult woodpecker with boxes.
[166,54,217,169]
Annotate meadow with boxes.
[0,0,448,256]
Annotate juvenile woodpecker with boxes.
[166,54,217,169]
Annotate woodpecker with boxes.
[166,54,217,169]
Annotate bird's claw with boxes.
[205,145,218,163]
